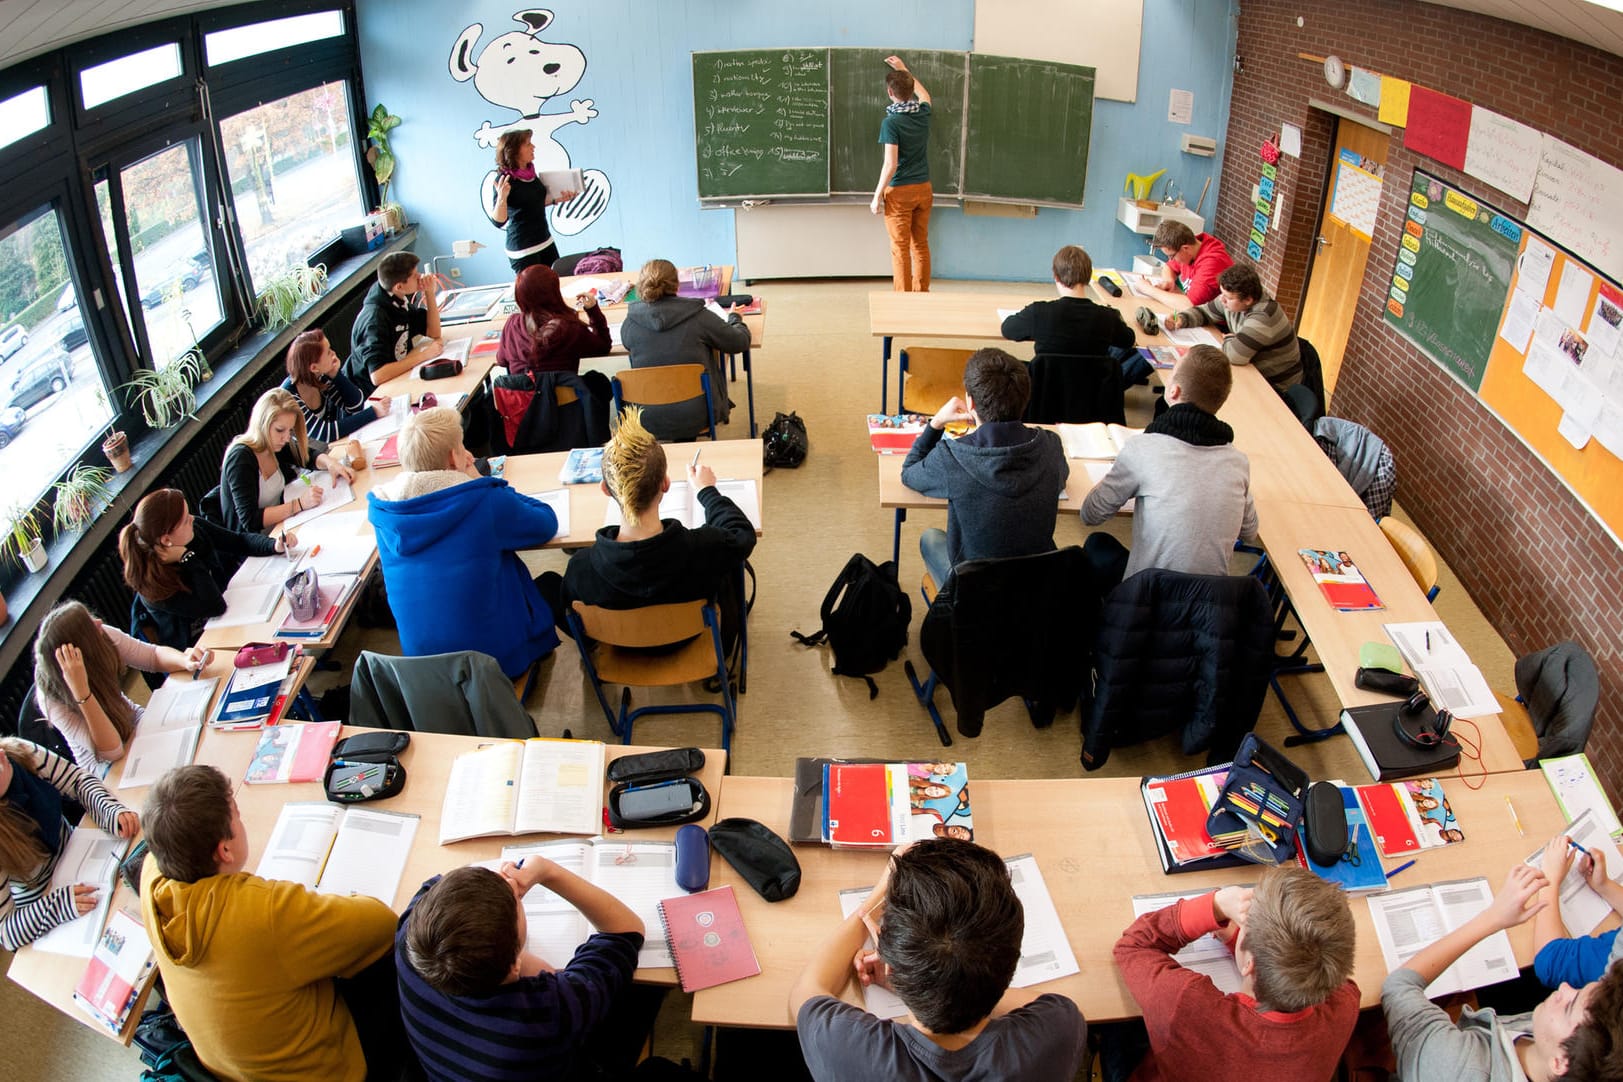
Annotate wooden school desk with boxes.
[691,769,1580,1028]
[7,723,727,1041]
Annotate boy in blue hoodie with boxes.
[367,407,559,677]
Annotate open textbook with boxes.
[255,802,419,905]
[1383,620,1498,718]
[33,827,129,957]
[439,739,606,843]
[116,677,218,791]
[602,479,761,530]
[1367,877,1518,996]
[1131,889,1244,993]
[1057,422,1141,460]
[491,838,681,970]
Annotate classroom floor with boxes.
[4,276,1518,1079]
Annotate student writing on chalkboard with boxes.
[870,56,933,293]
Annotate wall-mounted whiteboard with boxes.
[972,0,1143,102]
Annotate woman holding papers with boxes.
[281,329,389,443]
[0,737,138,950]
[217,387,356,535]
[620,258,749,438]
[540,407,755,660]
[121,488,293,653]
[33,601,207,772]
[488,129,577,273]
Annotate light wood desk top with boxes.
[558,267,765,352]
[1219,366,1366,510]
[877,442,1096,512]
[692,769,1576,1028]
[8,722,726,1040]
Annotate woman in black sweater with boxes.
[121,488,295,652]
[217,387,354,534]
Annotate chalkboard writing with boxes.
[1383,170,1519,392]
[693,50,829,199]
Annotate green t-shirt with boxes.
[879,103,931,187]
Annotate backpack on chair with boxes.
[791,554,910,698]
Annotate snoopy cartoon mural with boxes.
[450,9,611,255]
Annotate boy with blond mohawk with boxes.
[1111,865,1359,1081]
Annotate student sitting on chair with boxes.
[397,857,660,1081]
[217,387,355,535]
[282,328,388,443]
[899,347,1068,590]
[1150,220,1234,305]
[538,405,755,657]
[497,264,613,396]
[1000,244,1138,379]
[620,257,750,439]
[368,406,560,678]
[1530,833,1623,989]
[344,250,442,395]
[1383,863,1623,1082]
[0,737,138,950]
[32,600,208,773]
[1111,865,1358,1082]
[141,765,398,1082]
[1079,344,1258,594]
[1163,262,1303,394]
[791,838,1087,1080]
[122,487,292,655]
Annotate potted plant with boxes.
[256,263,329,334]
[51,464,114,533]
[122,351,202,430]
[366,104,401,208]
[5,503,47,573]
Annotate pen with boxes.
[1425,630,1432,652]
[1388,859,1417,878]
[1505,796,1525,836]
[309,544,321,558]
[691,448,702,470]
[332,758,380,770]
[1569,838,1591,856]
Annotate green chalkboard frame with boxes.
[1382,169,1521,392]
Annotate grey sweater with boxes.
[1179,295,1302,391]
[620,296,751,438]
[1080,432,1258,578]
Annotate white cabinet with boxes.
[1116,198,1204,237]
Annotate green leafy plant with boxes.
[122,351,202,430]
[367,103,401,205]
[255,262,329,334]
[51,464,114,533]
[4,502,45,571]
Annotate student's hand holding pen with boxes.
[181,646,211,677]
[274,529,299,555]
[371,394,393,417]
[688,461,717,491]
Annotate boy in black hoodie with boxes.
[900,348,1069,587]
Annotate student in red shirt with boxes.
[1150,221,1234,306]
[1110,865,1358,1082]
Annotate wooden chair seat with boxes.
[900,346,971,416]
[1495,690,1541,764]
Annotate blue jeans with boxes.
[920,528,952,589]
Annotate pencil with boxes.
[1505,796,1525,836]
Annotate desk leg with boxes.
[893,508,906,567]
[743,348,757,438]
[881,335,893,413]
[293,686,324,722]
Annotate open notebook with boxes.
[602,480,760,530]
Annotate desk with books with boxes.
[7,721,726,1042]
[691,768,1586,1028]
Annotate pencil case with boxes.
[1206,733,1309,866]
[605,747,710,829]
[1355,666,1419,697]
[323,755,406,803]
[418,359,463,381]
[234,642,289,668]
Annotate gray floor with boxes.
[5,277,1516,1078]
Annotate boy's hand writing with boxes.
[1582,848,1611,892]
[688,463,717,490]
[373,395,393,417]
[500,857,559,894]
[1541,834,1576,884]
[1162,313,1185,331]
[930,396,973,431]
[1486,864,1549,930]
[883,55,909,72]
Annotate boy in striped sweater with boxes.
[1164,262,1303,394]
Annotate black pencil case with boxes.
[606,747,710,829]
[1355,666,1420,697]
[331,731,411,761]
[1206,734,1309,866]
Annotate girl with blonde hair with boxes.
[33,600,206,771]
[217,387,354,534]
[0,736,139,950]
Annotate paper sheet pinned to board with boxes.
[1519,236,1557,299]
[1558,412,1592,449]
[1379,76,1411,126]
[1498,290,1540,354]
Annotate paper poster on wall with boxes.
[1379,76,1412,126]
[1498,290,1540,354]
[1404,86,1472,171]
[1596,404,1623,458]
[1279,123,1302,158]
[1168,88,1193,124]
[1588,284,1623,358]
[1331,162,1383,239]
[1519,236,1557,298]
[1558,413,1593,449]
[1554,261,1595,331]
[1347,67,1381,106]
[1463,107,1544,204]
[1529,137,1623,284]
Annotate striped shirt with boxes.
[1,742,128,950]
[395,876,642,1081]
[280,374,376,444]
[1180,295,1303,392]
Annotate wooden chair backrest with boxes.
[614,364,707,407]
[572,599,708,649]
[1378,517,1440,596]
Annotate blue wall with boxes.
[356,0,1237,284]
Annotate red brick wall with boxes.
[1219,0,1623,795]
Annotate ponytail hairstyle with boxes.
[120,488,188,601]
[602,407,667,517]
[0,739,51,879]
[285,330,328,390]
[33,602,136,743]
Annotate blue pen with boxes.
[1569,838,1591,856]
[1388,859,1417,878]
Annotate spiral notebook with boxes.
[657,885,759,993]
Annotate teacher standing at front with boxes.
[869,56,933,292]
[488,129,578,273]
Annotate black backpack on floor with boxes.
[791,554,910,698]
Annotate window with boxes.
[0,87,49,153]
[220,80,365,291]
[205,11,345,66]
[80,44,184,110]
[118,141,223,367]
[0,207,115,512]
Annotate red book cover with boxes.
[1146,771,1229,863]
[374,434,400,468]
[1355,782,1421,856]
[1297,549,1384,611]
[657,886,760,993]
[824,763,895,847]
[867,414,927,455]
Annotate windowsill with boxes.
[0,226,418,672]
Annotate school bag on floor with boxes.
[791,554,910,698]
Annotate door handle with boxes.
[1316,234,1331,248]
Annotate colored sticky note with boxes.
[1379,76,1411,126]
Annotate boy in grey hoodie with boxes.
[900,348,1068,588]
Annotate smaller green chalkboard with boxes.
[693,49,829,199]
[963,54,1094,205]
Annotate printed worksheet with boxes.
[1131,889,1244,993]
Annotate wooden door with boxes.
[1297,121,1390,403]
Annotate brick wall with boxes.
[1219,0,1623,795]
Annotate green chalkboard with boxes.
[692,49,829,199]
[963,54,1093,204]
[828,50,966,195]
[1382,170,1520,392]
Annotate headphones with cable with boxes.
[1392,690,1456,749]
